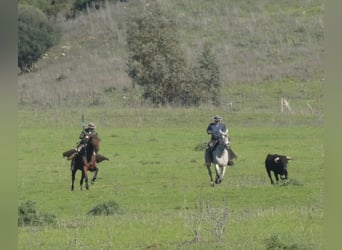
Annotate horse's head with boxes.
[219,129,229,146]
[88,134,100,153]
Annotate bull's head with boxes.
[274,156,293,163]
[274,155,293,172]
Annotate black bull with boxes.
[265,154,293,184]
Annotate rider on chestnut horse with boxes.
[63,122,98,160]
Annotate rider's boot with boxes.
[224,145,234,166]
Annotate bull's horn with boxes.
[274,157,279,163]
[286,156,293,160]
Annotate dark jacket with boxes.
[79,128,97,144]
[206,122,227,140]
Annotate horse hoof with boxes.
[210,182,215,187]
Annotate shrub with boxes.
[18,200,57,226]
[264,234,300,250]
[73,0,121,11]
[183,198,229,242]
[126,2,222,107]
[87,200,122,216]
[194,142,207,151]
[18,0,51,11]
[18,4,60,72]
[126,2,190,106]
[193,42,222,106]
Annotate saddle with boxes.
[205,140,237,165]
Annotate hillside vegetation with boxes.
[18,0,324,113]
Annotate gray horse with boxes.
[205,129,230,186]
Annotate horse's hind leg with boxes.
[91,168,99,184]
[221,166,227,180]
[71,170,76,191]
[206,165,214,187]
[85,175,89,190]
[83,168,89,190]
[80,171,85,190]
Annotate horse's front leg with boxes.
[221,165,227,180]
[83,165,89,190]
[80,170,85,190]
[214,164,222,184]
[91,167,99,184]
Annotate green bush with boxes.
[73,0,121,11]
[18,200,57,226]
[192,42,222,106]
[18,4,60,72]
[18,0,52,11]
[194,142,207,151]
[126,2,193,106]
[126,2,222,107]
[88,200,123,216]
[18,0,74,19]
[264,234,300,249]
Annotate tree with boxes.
[126,2,189,106]
[195,42,222,106]
[18,4,60,72]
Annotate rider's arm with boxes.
[221,124,228,133]
[206,124,213,135]
[79,130,85,140]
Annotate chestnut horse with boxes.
[70,135,106,191]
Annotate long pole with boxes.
[82,114,85,130]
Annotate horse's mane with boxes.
[75,136,98,161]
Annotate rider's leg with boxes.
[226,147,235,166]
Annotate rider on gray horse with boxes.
[205,115,236,166]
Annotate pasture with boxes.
[18,108,324,249]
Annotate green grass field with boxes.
[18,108,323,249]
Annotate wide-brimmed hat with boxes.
[213,115,222,121]
[88,122,96,129]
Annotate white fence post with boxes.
[280,97,293,113]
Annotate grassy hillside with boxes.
[18,0,324,110]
